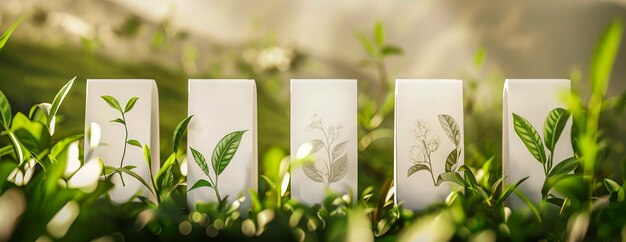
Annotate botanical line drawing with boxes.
[189,130,247,202]
[101,95,140,186]
[302,114,349,187]
[407,119,441,185]
[407,114,462,186]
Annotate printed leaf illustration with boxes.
[329,153,348,182]
[303,114,349,186]
[407,163,430,177]
[101,95,122,112]
[444,149,458,173]
[172,115,193,154]
[211,130,247,175]
[309,139,325,154]
[0,90,12,130]
[48,77,76,135]
[127,139,141,148]
[302,162,324,182]
[543,108,571,153]
[512,113,547,164]
[190,147,210,177]
[332,141,349,161]
[438,114,461,146]
[189,179,213,191]
[124,97,139,113]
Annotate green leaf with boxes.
[590,19,623,97]
[48,77,76,135]
[356,32,376,58]
[444,149,458,173]
[0,16,23,50]
[543,108,571,153]
[497,176,529,205]
[473,47,486,68]
[156,154,176,189]
[547,157,579,177]
[118,167,155,197]
[437,172,464,187]
[124,97,139,113]
[49,134,83,159]
[189,179,214,191]
[604,178,621,192]
[211,130,247,175]
[172,115,193,154]
[552,174,590,202]
[0,90,12,130]
[381,45,402,57]
[374,22,385,46]
[512,189,542,222]
[438,114,461,146]
[542,157,579,196]
[329,153,348,183]
[101,95,122,112]
[7,130,24,163]
[512,113,547,164]
[407,163,430,177]
[110,118,125,124]
[331,141,349,161]
[142,144,153,178]
[190,147,210,177]
[127,139,141,148]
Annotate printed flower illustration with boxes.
[407,115,462,187]
[301,114,349,187]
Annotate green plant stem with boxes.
[207,171,222,202]
[118,112,128,186]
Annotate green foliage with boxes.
[0,17,23,50]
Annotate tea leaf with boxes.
[156,154,176,188]
[438,114,461,146]
[374,22,385,46]
[329,153,348,183]
[497,176,529,205]
[552,174,590,202]
[7,130,24,162]
[189,179,214,191]
[172,115,193,154]
[309,139,325,154]
[118,166,154,196]
[0,90,12,130]
[381,45,402,57]
[548,157,579,177]
[591,19,623,97]
[190,147,210,177]
[407,163,430,177]
[48,77,76,135]
[127,139,141,148]
[0,16,23,50]
[332,141,349,161]
[212,130,247,175]
[356,32,376,58]
[302,163,324,182]
[437,172,464,187]
[512,113,547,164]
[49,134,83,159]
[444,149,458,173]
[110,118,125,124]
[543,108,570,153]
[101,95,122,113]
[124,97,139,113]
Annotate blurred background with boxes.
[1,0,625,191]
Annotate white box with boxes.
[394,79,465,210]
[290,79,358,204]
[84,79,160,203]
[503,79,572,206]
[187,79,257,210]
